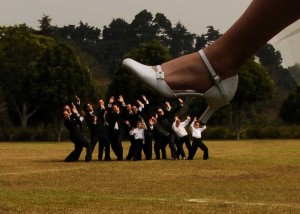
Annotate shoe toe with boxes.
[122,58,175,98]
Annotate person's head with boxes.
[131,105,138,114]
[157,108,164,116]
[136,120,143,129]
[150,116,157,125]
[63,110,70,119]
[112,104,120,113]
[63,105,71,114]
[194,121,201,128]
[126,104,132,111]
[175,118,181,127]
[98,99,105,106]
[84,103,93,113]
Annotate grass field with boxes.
[0,140,300,213]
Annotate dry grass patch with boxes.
[0,140,300,213]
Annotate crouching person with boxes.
[188,117,208,160]
[63,103,92,162]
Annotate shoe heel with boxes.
[199,75,238,124]
[199,100,227,124]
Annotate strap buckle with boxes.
[213,74,221,85]
[156,65,164,79]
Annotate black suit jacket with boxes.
[64,114,85,143]
[107,109,127,134]
[85,110,108,140]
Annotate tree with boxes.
[0,25,52,127]
[102,18,129,41]
[288,63,300,84]
[169,22,196,57]
[256,43,296,91]
[38,14,55,36]
[152,13,172,48]
[231,59,274,139]
[204,26,221,44]
[279,86,300,124]
[100,19,130,77]
[256,44,282,67]
[0,25,96,136]
[194,26,221,51]
[35,42,96,141]
[127,10,156,46]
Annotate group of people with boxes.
[62,0,300,162]
[62,95,208,162]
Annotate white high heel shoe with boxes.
[122,50,238,124]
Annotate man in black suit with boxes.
[84,101,111,161]
[63,104,92,162]
[106,96,129,160]
[155,99,184,160]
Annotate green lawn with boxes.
[0,140,300,213]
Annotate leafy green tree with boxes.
[127,10,156,46]
[256,43,296,91]
[0,87,7,113]
[102,18,129,41]
[57,21,101,43]
[194,26,221,51]
[288,63,300,84]
[152,13,173,48]
[279,86,300,124]
[0,25,96,135]
[194,34,207,51]
[231,59,274,139]
[204,26,221,44]
[256,44,282,66]
[73,21,101,43]
[0,25,52,127]
[38,14,55,36]
[169,22,196,57]
[100,19,130,77]
[35,43,96,141]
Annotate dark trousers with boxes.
[126,136,135,160]
[161,133,177,159]
[154,137,166,160]
[91,135,111,160]
[188,137,209,160]
[176,135,191,159]
[127,131,152,160]
[142,130,152,160]
[64,137,92,162]
[133,139,144,160]
[110,130,124,160]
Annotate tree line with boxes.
[0,10,299,141]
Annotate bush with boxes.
[204,126,236,139]
[244,125,300,139]
[0,126,68,142]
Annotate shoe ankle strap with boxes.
[198,50,225,95]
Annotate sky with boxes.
[1,0,252,36]
[0,0,299,67]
